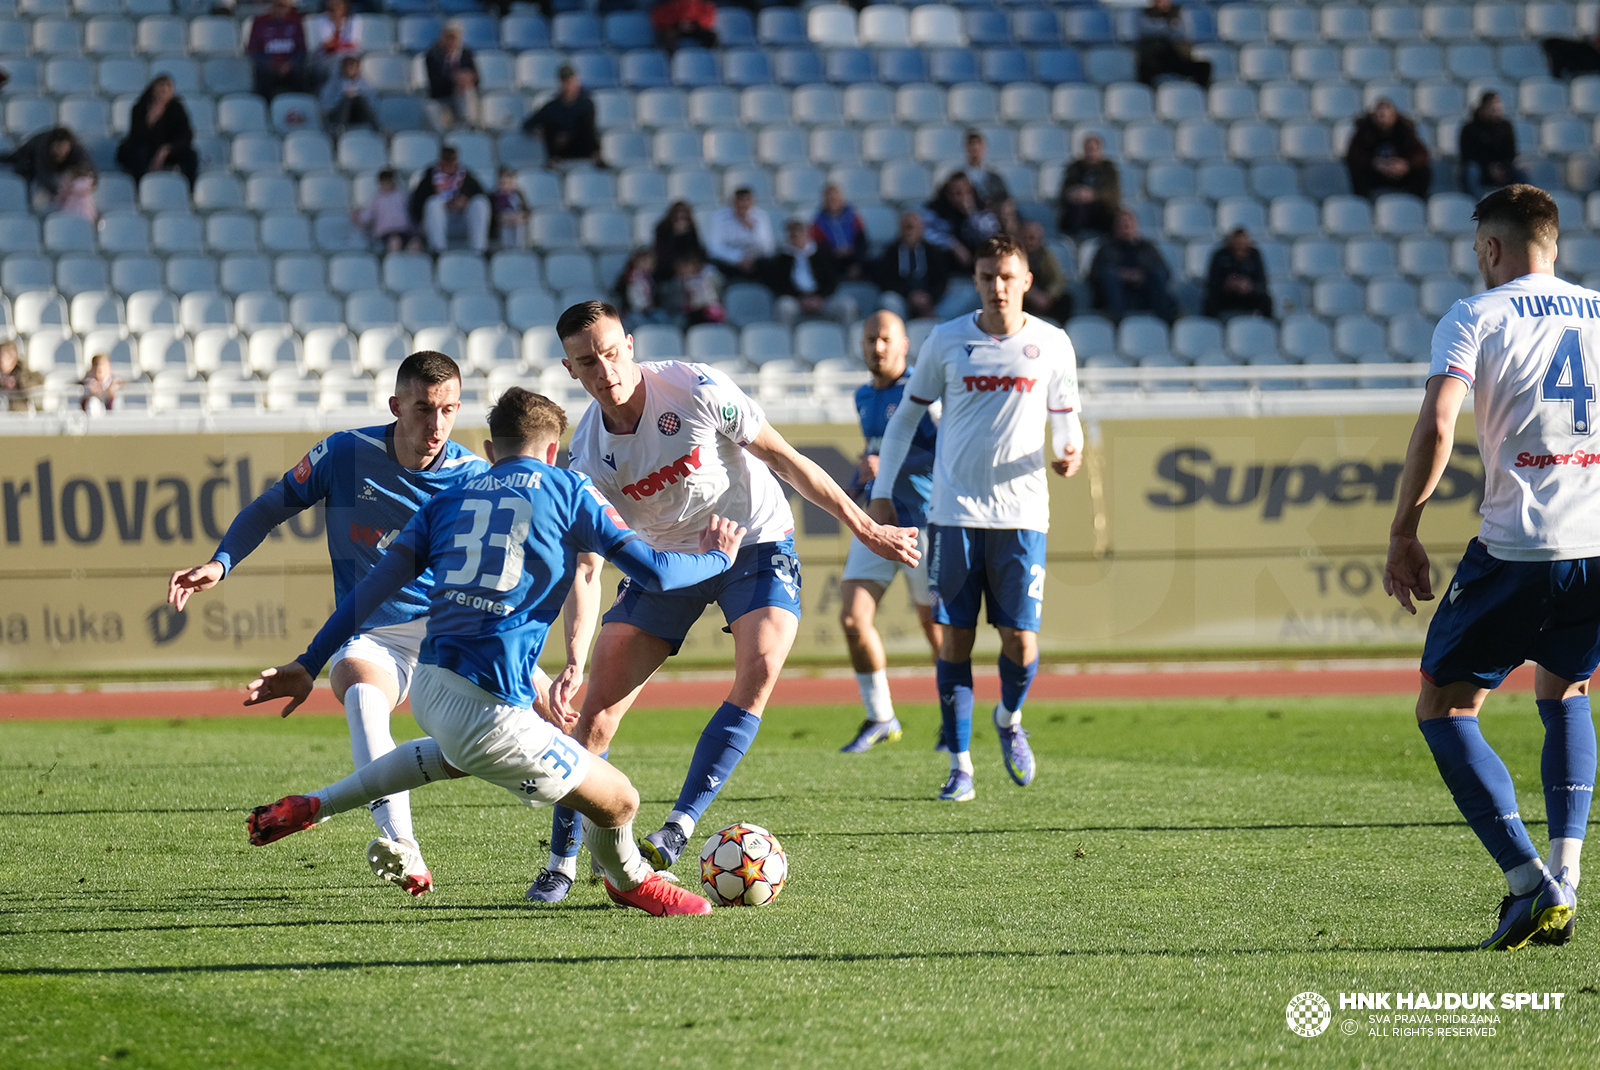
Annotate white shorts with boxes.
[841,527,932,606]
[408,664,590,808]
[330,618,551,707]
[330,619,428,701]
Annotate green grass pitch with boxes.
[2,694,1596,1069]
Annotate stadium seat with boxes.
[1208,82,1257,122]
[1292,46,1342,82]
[672,49,720,88]
[774,48,825,86]
[760,6,808,47]
[1345,238,1399,278]
[1217,197,1268,234]
[110,254,162,297]
[137,329,189,377]
[827,49,875,84]
[178,291,231,333]
[191,328,247,378]
[1147,162,1197,199]
[724,49,775,88]
[1292,239,1344,279]
[67,290,123,334]
[1397,44,1446,81]
[348,290,400,335]
[1281,314,1334,362]
[501,14,550,51]
[287,292,341,332]
[1239,45,1289,82]
[808,4,859,48]
[125,289,178,333]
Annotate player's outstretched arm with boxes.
[245,662,315,718]
[605,514,746,592]
[746,424,920,566]
[1383,374,1469,615]
[551,551,604,726]
[167,560,225,611]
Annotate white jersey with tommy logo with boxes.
[566,361,796,553]
[1430,272,1600,561]
[904,312,1080,531]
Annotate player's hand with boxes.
[864,523,921,567]
[697,513,747,557]
[244,663,315,718]
[1383,533,1433,615]
[548,663,584,728]
[1052,445,1082,478]
[167,560,225,611]
[865,498,898,527]
[857,454,879,483]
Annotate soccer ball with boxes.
[698,823,787,907]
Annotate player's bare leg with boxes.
[330,656,431,894]
[639,606,800,869]
[839,580,941,753]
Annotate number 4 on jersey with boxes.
[1542,327,1595,436]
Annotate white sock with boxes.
[546,853,578,879]
[344,683,414,844]
[310,744,430,817]
[993,703,1020,728]
[1549,838,1583,887]
[950,751,974,775]
[1505,858,1550,896]
[856,671,895,722]
[665,810,696,839]
[582,817,655,890]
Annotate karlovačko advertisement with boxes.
[0,413,1485,671]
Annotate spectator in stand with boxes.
[56,167,98,224]
[1346,98,1432,201]
[408,146,490,253]
[354,169,419,252]
[671,252,725,326]
[706,187,775,279]
[873,211,952,321]
[811,183,868,281]
[1019,221,1073,323]
[758,219,857,327]
[80,352,121,416]
[490,166,529,249]
[1057,134,1121,240]
[922,172,999,268]
[615,249,669,330]
[1090,209,1178,324]
[319,56,378,136]
[424,21,479,131]
[116,76,198,190]
[247,0,309,102]
[1202,227,1272,320]
[652,201,706,284]
[1136,0,1212,88]
[651,0,719,52]
[308,0,362,87]
[521,65,602,167]
[1458,92,1526,198]
[0,340,42,413]
[961,130,1009,209]
[9,127,94,209]
[995,197,1023,240]
[1543,23,1600,77]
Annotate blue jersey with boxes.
[854,373,937,527]
[211,424,489,630]
[297,458,732,708]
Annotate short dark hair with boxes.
[395,351,462,392]
[974,233,1028,268]
[439,146,459,163]
[488,387,567,451]
[1473,184,1559,246]
[733,187,753,199]
[555,300,622,341]
[378,168,396,183]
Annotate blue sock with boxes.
[997,654,1039,716]
[672,703,761,823]
[1419,716,1541,872]
[936,658,974,753]
[1538,697,1597,841]
[550,748,608,861]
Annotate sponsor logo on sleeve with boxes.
[721,403,739,433]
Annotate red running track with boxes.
[0,664,1539,723]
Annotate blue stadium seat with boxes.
[1013,7,1062,45]
[569,51,619,90]
[1033,49,1085,84]
[775,48,825,86]
[965,8,1012,46]
[716,9,757,48]
[878,49,929,85]
[399,15,443,53]
[929,49,980,84]
[621,50,671,89]
[500,15,550,51]
[758,7,809,47]
[827,48,875,84]
[672,49,720,88]
[982,49,1031,83]
[724,49,774,87]
[1062,7,1112,44]
[604,12,655,50]
[553,12,602,50]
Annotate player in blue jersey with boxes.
[166,352,492,897]
[1384,187,1589,950]
[242,388,743,915]
[837,311,944,753]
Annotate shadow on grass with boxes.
[0,943,1478,977]
[791,820,1489,834]
[1,905,613,938]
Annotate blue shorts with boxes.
[1420,539,1600,689]
[927,525,1047,632]
[602,537,802,655]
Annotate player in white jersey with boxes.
[1384,186,1589,950]
[871,234,1083,802]
[523,301,921,901]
